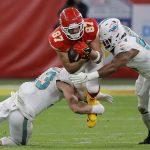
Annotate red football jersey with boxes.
[49,18,99,52]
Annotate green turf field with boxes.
[0,82,149,150]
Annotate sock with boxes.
[148,130,150,137]
[141,113,150,131]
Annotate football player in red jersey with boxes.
[49,7,104,127]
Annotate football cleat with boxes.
[88,114,97,121]
[87,117,97,128]
[139,136,150,144]
[86,92,99,128]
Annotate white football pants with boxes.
[135,75,150,130]
[0,97,32,146]
[75,59,103,95]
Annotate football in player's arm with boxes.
[70,18,150,144]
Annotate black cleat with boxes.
[139,137,150,144]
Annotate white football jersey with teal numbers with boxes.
[17,67,72,118]
[114,26,150,78]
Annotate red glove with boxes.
[73,41,92,59]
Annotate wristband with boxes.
[93,51,101,63]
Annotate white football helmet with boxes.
[99,18,126,52]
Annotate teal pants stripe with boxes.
[21,117,28,145]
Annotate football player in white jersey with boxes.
[0,67,113,146]
[70,18,150,144]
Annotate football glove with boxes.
[73,41,92,59]
[69,71,99,84]
[98,93,113,104]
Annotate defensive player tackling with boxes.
[0,67,113,146]
[70,18,150,144]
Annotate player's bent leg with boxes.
[135,76,150,144]
[84,62,103,128]
[86,78,100,96]
[85,78,101,128]
[0,98,21,146]
[8,110,33,146]
[137,103,150,144]
[138,103,150,144]
[136,78,150,128]
[0,97,14,124]
[85,58,102,96]
[86,92,101,128]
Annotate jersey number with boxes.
[35,71,56,90]
[84,22,95,33]
[52,31,64,42]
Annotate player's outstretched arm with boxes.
[56,81,104,114]
[70,49,139,84]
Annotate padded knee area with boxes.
[86,79,100,96]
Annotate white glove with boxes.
[97,92,113,104]
[69,71,99,84]
[91,103,104,114]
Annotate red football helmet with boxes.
[60,7,84,40]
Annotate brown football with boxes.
[68,48,81,63]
